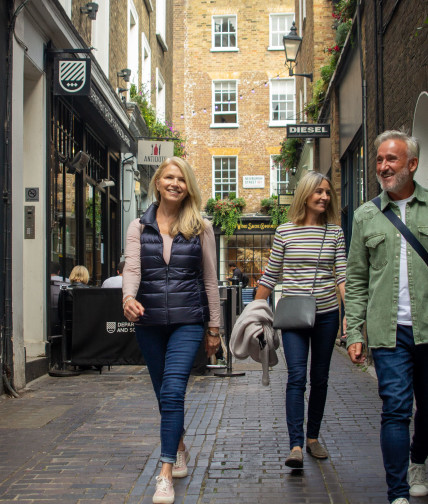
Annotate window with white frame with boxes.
[270,156,290,195]
[141,33,151,103]
[128,0,139,86]
[212,15,237,50]
[91,0,110,75]
[156,69,165,121]
[156,0,167,49]
[269,78,295,126]
[213,157,238,198]
[212,81,238,126]
[269,13,294,49]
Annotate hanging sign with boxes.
[287,124,330,138]
[137,140,175,166]
[54,57,91,96]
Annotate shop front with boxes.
[214,217,277,288]
[47,58,137,338]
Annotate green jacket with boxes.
[345,182,428,349]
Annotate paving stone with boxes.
[0,349,427,503]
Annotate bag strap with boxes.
[310,225,328,295]
[372,196,428,267]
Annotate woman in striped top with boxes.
[255,171,346,469]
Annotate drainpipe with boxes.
[357,0,368,201]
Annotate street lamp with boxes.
[283,22,313,82]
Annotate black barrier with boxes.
[70,287,144,367]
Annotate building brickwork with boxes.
[363,0,427,199]
[172,0,295,213]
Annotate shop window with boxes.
[219,234,275,288]
[213,156,237,198]
[270,78,295,126]
[212,80,238,127]
[212,15,237,50]
[269,13,294,50]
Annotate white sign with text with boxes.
[137,140,175,166]
[243,175,265,189]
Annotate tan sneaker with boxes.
[408,462,428,497]
[153,476,174,504]
[172,449,190,478]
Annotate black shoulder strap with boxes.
[372,196,428,266]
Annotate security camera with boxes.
[67,151,90,174]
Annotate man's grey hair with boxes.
[374,130,420,160]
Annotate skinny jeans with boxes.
[136,323,205,463]
[282,309,339,449]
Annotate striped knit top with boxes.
[259,222,347,314]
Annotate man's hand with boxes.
[347,342,365,364]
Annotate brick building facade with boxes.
[172,0,298,284]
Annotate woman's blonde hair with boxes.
[148,157,206,239]
[287,171,339,225]
[69,265,90,284]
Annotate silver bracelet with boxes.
[207,329,221,338]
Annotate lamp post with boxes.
[283,22,313,82]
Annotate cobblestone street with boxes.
[1,346,427,504]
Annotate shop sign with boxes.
[286,124,330,138]
[54,57,91,96]
[243,175,265,189]
[236,222,276,231]
[137,140,175,166]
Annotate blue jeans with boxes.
[135,323,205,463]
[372,325,428,503]
[282,310,339,449]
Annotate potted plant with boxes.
[205,194,246,235]
[260,195,288,226]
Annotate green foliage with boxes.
[333,0,357,24]
[260,196,289,226]
[273,138,304,170]
[205,196,246,236]
[304,0,355,121]
[335,20,352,46]
[129,84,186,158]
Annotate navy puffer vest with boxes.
[136,203,210,326]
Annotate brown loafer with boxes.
[285,449,303,469]
[306,440,328,459]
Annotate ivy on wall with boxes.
[129,84,187,158]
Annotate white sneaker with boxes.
[408,461,428,497]
[153,476,174,504]
[391,499,409,504]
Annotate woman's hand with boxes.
[205,327,221,358]
[123,297,144,322]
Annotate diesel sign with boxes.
[286,124,330,138]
